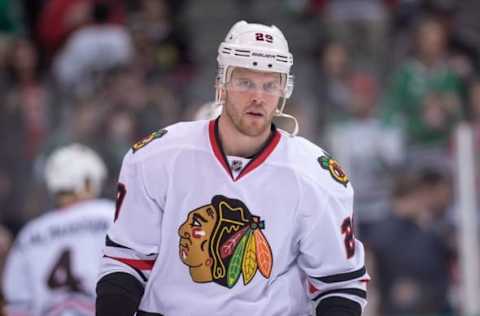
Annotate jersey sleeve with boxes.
[297,180,369,312]
[99,149,165,285]
[2,237,33,314]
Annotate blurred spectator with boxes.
[369,170,455,316]
[387,0,428,65]
[53,2,133,93]
[37,0,125,60]
[44,95,107,153]
[453,1,480,73]
[2,144,113,315]
[420,91,459,141]
[0,38,19,229]
[6,38,51,160]
[313,41,353,136]
[322,0,389,71]
[417,168,456,246]
[382,16,463,166]
[101,108,135,196]
[325,71,404,242]
[103,66,181,135]
[0,35,10,86]
[0,38,51,231]
[129,0,194,101]
[0,0,24,35]
[283,0,327,18]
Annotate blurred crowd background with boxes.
[0,0,480,315]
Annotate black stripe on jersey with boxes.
[137,311,164,316]
[313,266,366,283]
[312,288,367,302]
[106,235,131,249]
[106,236,157,257]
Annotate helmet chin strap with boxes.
[274,97,298,137]
[275,109,299,137]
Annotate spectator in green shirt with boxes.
[382,16,463,150]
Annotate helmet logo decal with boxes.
[178,195,273,288]
[318,155,349,187]
[132,129,167,153]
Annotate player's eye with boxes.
[263,82,281,94]
[233,78,254,90]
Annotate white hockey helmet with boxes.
[216,20,298,135]
[45,143,107,196]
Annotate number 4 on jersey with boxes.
[47,249,84,293]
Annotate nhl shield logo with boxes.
[231,160,243,172]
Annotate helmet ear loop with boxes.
[215,84,224,106]
[274,106,299,137]
[277,96,287,114]
[215,66,234,106]
[274,80,298,136]
[215,84,227,107]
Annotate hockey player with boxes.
[96,20,368,315]
[2,144,114,315]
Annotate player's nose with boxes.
[250,89,266,104]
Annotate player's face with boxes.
[223,67,283,137]
[178,205,217,268]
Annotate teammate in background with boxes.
[96,20,368,316]
[2,144,114,316]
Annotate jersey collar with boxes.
[208,118,281,182]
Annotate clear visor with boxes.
[224,67,286,97]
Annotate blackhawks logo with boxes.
[178,195,273,288]
[318,155,349,187]
[132,129,167,153]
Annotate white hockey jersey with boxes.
[100,119,368,316]
[3,199,114,316]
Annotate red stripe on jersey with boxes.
[308,280,319,295]
[208,120,232,177]
[208,119,282,182]
[106,256,155,270]
[47,299,94,315]
[237,131,280,180]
